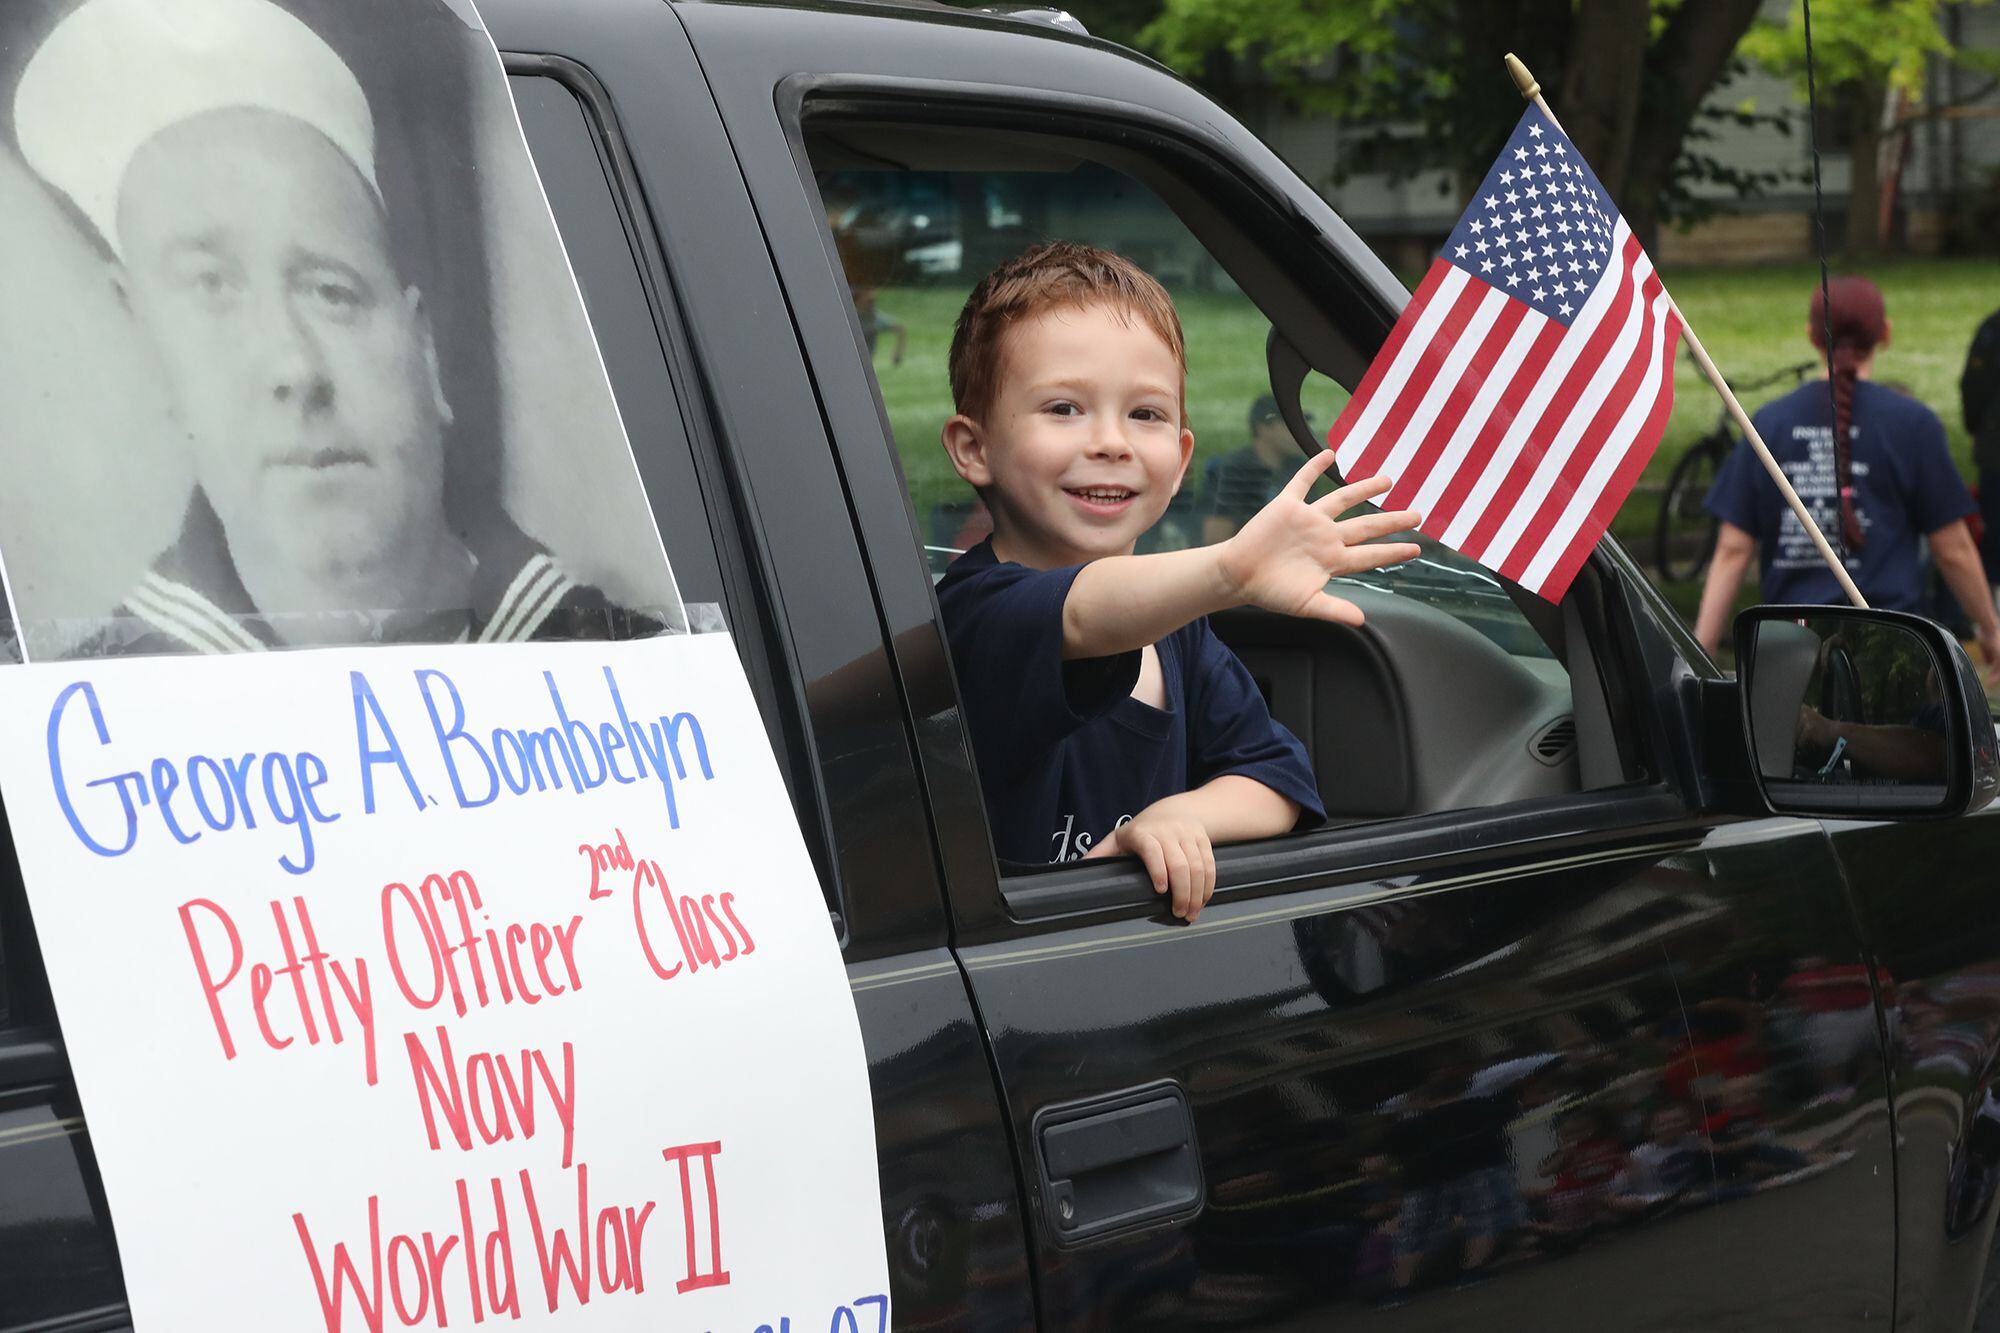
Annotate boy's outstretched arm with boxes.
[1082,774,1298,922]
[1061,453,1422,660]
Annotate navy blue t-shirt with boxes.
[1704,380,1973,611]
[937,540,1325,865]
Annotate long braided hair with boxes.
[1809,276,1889,551]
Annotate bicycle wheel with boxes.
[1655,438,1725,583]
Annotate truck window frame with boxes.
[503,54,848,918]
[772,76,1684,937]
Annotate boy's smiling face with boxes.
[943,301,1193,568]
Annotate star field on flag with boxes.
[1326,106,1682,601]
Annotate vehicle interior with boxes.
[804,114,1641,847]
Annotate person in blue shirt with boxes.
[1197,394,1307,546]
[935,242,1421,921]
[1694,275,2000,682]
[1960,307,2000,589]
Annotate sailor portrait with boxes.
[7,0,672,658]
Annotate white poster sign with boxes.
[0,635,889,1330]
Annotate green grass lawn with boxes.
[867,257,1999,617]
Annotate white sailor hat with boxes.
[14,0,379,260]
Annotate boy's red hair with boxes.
[947,241,1186,424]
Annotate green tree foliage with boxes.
[1131,0,1773,252]
[1743,0,1970,101]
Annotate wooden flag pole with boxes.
[1504,53,1868,608]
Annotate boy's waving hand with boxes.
[1218,454,1423,626]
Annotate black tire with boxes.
[1656,437,1726,583]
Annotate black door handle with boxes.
[1032,1081,1204,1246]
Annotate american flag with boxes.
[1327,106,1681,601]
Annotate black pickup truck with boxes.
[8,1,2000,1329]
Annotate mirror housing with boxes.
[1734,605,1999,818]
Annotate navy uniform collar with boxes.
[122,490,579,654]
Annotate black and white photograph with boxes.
[0,0,685,661]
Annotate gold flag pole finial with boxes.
[1503,52,1539,102]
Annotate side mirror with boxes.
[1736,605,1999,818]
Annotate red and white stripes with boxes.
[1329,220,1681,600]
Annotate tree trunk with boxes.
[1451,0,1569,197]
[1617,0,1765,255]
[1845,86,1884,256]
[1555,0,1649,201]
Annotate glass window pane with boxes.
[815,144,1553,666]
[511,74,726,607]
[807,119,1600,864]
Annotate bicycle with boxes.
[1654,359,1818,584]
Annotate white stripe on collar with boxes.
[481,555,550,643]
[481,554,576,643]
[505,565,576,643]
[129,573,267,655]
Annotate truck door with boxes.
[683,6,1901,1327]
[487,7,1038,1325]
[0,3,1030,1328]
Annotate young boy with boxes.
[936,242,1420,922]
